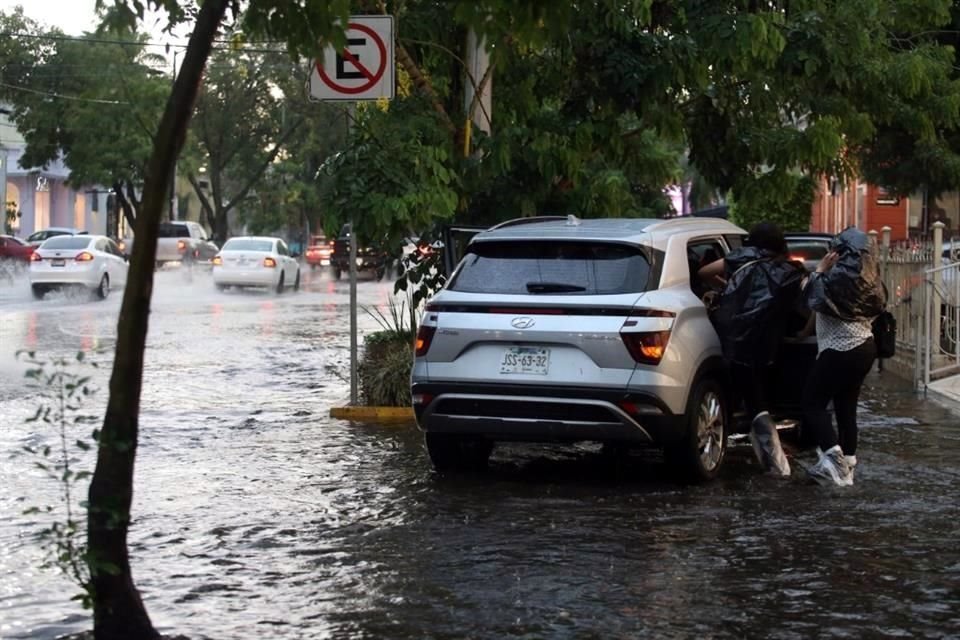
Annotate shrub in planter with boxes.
[359,294,418,407]
[359,331,414,407]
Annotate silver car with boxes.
[411,215,752,480]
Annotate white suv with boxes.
[411,215,759,480]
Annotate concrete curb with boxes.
[329,406,414,421]
[924,386,960,416]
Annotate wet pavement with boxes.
[1,267,959,639]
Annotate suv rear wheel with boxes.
[666,378,727,482]
[425,434,493,472]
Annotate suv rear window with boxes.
[158,223,190,238]
[448,241,653,295]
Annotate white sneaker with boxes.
[844,455,856,484]
[807,446,853,487]
[750,413,791,476]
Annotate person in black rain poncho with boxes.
[699,222,806,476]
[802,227,884,487]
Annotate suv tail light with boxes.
[412,392,434,406]
[621,330,671,365]
[415,325,436,357]
[177,239,187,252]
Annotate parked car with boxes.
[155,221,219,267]
[411,215,817,480]
[29,234,128,300]
[211,236,301,293]
[329,224,389,280]
[0,234,35,263]
[25,227,87,248]
[784,232,833,272]
[305,234,334,269]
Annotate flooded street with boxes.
[1,268,958,639]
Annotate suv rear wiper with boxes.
[526,281,587,293]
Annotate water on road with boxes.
[1,268,958,639]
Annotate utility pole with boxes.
[0,107,9,232]
[170,50,179,222]
[463,27,492,156]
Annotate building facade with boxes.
[810,176,960,242]
[2,109,111,238]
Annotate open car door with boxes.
[441,224,488,277]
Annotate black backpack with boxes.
[872,310,896,359]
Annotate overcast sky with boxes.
[0,0,184,45]
[0,0,99,34]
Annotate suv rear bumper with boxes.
[412,382,686,446]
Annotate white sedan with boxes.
[212,236,301,292]
[29,234,128,300]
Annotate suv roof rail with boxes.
[488,215,568,231]
[645,216,739,231]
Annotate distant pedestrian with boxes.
[802,227,885,486]
[699,222,805,476]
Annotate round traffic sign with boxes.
[315,23,388,95]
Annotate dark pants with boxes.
[731,360,771,419]
[802,340,876,455]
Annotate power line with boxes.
[0,30,291,55]
[0,81,126,105]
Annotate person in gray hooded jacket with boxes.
[802,227,884,486]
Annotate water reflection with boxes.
[1,276,958,639]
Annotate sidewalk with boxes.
[927,372,960,414]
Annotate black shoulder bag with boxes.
[872,283,896,359]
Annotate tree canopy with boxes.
[2,16,169,227]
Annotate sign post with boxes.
[312,17,395,406]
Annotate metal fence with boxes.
[872,223,960,388]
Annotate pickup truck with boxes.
[329,225,390,280]
[123,221,218,267]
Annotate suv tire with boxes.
[666,378,727,482]
[425,434,493,472]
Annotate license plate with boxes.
[500,347,550,375]
[51,259,65,267]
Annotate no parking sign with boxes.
[309,15,395,101]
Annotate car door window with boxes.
[687,238,726,299]
[725,234,745,250]
[277,241,288,257]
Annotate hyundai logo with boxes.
[511,317,536,329]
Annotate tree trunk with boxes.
[86,2,229,639]
[112,181,137,230]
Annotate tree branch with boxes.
[224,119,304,212]
[186,172,215,228]
[468,54,494,130]
[112,180,136,229]
[394,43,456,134]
